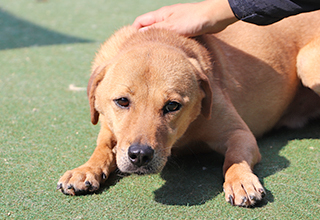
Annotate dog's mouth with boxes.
[116,150,168,175]
[118,158,167,175]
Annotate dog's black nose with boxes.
[128,144,154,167]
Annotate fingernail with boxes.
[139,27,149,32]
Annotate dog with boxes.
[57,11,320,207]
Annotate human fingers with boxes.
[132,4,179,29]
[132,11,159,29]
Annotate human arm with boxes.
[132,0,320,37]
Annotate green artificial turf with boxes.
[0,0,319,219]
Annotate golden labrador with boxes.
[57,11,320,207]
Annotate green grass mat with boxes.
[1,0,319,219]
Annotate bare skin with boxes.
[132,0,238,37]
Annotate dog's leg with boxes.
[57,126,116,195]
[297,37,320,96]
[222,130,265,207]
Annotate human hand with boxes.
[132,0,238,37]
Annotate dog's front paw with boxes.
[57,166,108,195]
[223,169,265,207]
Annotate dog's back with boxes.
[194,11,320,137]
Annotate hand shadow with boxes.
[153,120,320,207]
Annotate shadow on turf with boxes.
[154,151,225,206]
[94,121,319,206]
[0,8,92,50]
[153,120,320,207]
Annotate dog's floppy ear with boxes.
[199,73,213,119]
[87,26,139,125]
[189,58,213,119]
[87,65,108,125]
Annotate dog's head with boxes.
[88,30,212,174]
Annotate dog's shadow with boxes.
[154,150,225,206]
[98,120,319,206]
[153,120,320,206]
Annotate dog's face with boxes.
[90,44,211,174]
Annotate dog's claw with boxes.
[240,197,247,206]
[228,195,234,206]
[57,183,62,190]
[259,188,266,197]
[85,181,92,187]
[67,184,73,189]
[102,173,107,180]
[249,195,256,202]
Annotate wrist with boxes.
[202,0,238,33]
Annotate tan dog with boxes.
[57,11,320,207]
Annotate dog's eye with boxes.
[163,101,181,114]
[114,97,130,108]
